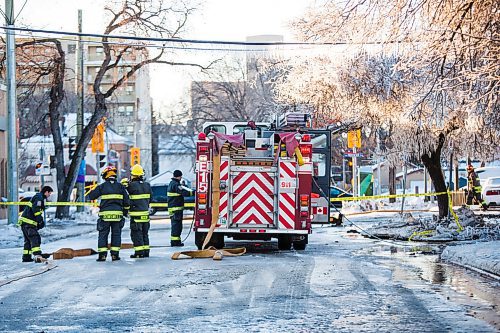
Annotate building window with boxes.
[118,106,125,113]
[126,85,134,95]
[118,126,125,134]
[96,47,103,54]
[126,125,134,134]
[125,105,134,116]
[68,44,76,54]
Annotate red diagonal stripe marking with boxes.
[234,204,273,224]
[234,174,273,195]
[279,201,295,222]
[280,162,295,178]
[282,193,295,208]
[279,214,294,229]
[233,188,273,211]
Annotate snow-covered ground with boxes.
[441,241,500,278]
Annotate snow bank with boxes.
[0,212,97,249]
[441,241,500,278]
[342,196,435,214]
[363,207,500,242]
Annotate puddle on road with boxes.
[360,244,500,330]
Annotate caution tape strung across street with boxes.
[0,201,195,208]
[330,191,450,202]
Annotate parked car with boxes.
[482,177,500,208]
[330,186,353,208]
[149,179,195,216]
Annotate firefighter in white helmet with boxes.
[127,164,154,258]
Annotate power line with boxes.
[2,25,407,48]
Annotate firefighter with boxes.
[87,165,130,261]
[127,164,153,258]
[19,186,53,262]
[466,164,487,210]
[167,170,193,247]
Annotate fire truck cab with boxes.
[194,113,331,250]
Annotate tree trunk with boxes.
[55,95,107,218]
[44,41,67,218]
[389,166,396,203]
[421,133,448,219]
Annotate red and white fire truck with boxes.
[193,113,332,250]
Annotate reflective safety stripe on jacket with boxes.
[18,216,37,226]
[130,194,151,200]
[167,192,180,197]
[101,194,124,200]
[129,210,150,222]
[98,210,123,222]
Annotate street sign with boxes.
[91,121,105,153]
[344,153,364,158]
[347,129,361,148]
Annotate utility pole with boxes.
[5,0,18,225]
[76,10,85,212]
[352,146,358,196]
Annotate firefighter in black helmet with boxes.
[127,164,153,258]
[87,165,130,261]
[167,170,193,246]
[19,186,53,262]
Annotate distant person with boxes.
[87,166,130,261]
[127,164,153,258]
[19,186,53,262]
[167,170,194,247]
[466,164,487,210]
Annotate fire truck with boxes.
[193,113,332,250]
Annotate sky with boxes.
[4,0,315,112]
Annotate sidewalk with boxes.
[441,241,500,279]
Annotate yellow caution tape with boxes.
[448,191,463,231]
[1,201,195,208]
[330,191,449,202]
[408,230,435,241]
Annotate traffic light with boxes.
[98,154,106,169]
[130,147,140,165]
[68,136,77,160]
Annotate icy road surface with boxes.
[0,214,498,333]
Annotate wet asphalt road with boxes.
[0,222,498,333]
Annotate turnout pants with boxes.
[97,218,124,256]
[21,224,42,257]
[466,190,487,208]
[170,210,183,244]
[130,218,150,254]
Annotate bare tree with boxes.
[58,0,213,218]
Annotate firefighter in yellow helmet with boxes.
[87,165,130,261]
[127,164,153,258]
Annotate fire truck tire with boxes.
[195,232,225,250]
[277,235,292,250]
[293,241,307,250]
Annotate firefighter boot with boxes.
[171,240,184,247]
[96,253,107,262]
[22,254,34,262]
[130,251,144,259]
[111,254,121,261]
[143,249,150,258]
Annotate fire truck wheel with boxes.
[277,235,292,251]
[293,243,307,250]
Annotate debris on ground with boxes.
[364,207,500,242]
